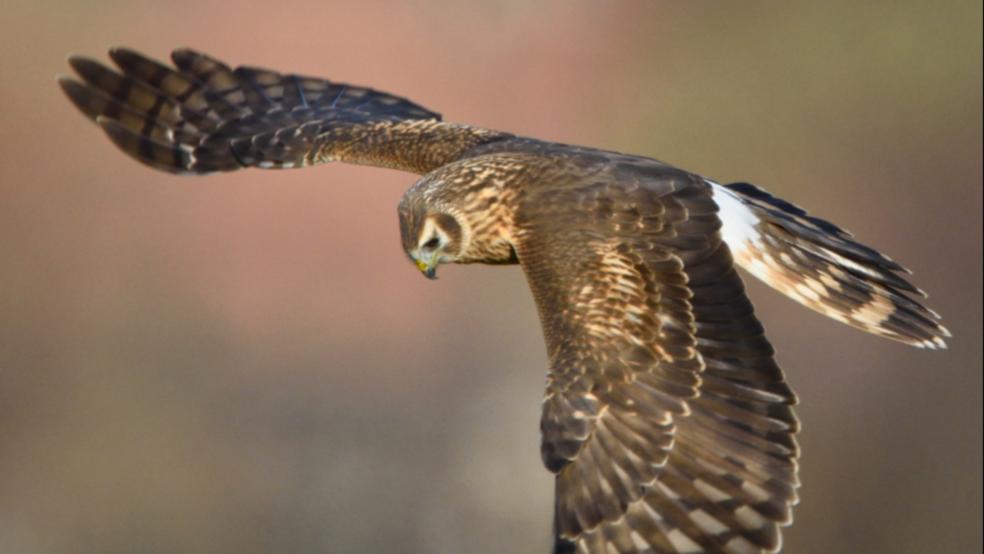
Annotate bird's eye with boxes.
[422,236,441,250]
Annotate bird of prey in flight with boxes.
[59,48,948,554]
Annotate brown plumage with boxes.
[59,48,948,554]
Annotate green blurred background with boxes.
[1,1,981,553]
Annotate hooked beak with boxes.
[414,256,438,280]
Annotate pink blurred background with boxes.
[1,1,981,553]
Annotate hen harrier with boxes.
[59,48,948,554]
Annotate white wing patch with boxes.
[710,180,763,259]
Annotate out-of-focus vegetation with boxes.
[1,1,980,553]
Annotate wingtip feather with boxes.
[58,77,101,122]
[67,54,100,77]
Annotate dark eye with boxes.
[422,237,441,250]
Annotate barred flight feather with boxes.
[59,48,505,175]
[711,181,948,349]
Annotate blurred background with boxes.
[1,1,981,553]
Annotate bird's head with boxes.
[398,172,473,280]
[398,160,521,279]
[398,203,467,280]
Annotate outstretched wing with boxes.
[515,164,798,553]
[59,48,506,175]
